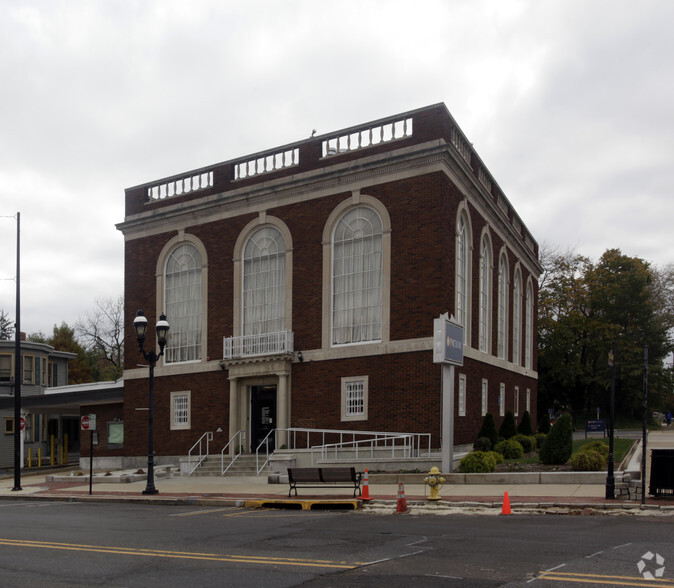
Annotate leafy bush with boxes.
[499,411,518,440]
[459,451,497,473]
[578,440,609,459]
[513,434,535,453]
[539,413,551,434]
[540,414,573,465]
[476,413,499,448]
[517,411,534,436]
[569,449,605,471]
[488,450,504,464]
[535,432,547,449]
[473,436,492,452]
[494,438,524,459]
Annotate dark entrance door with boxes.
[251,385,277,452]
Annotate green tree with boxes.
[0,309,14,340]
[48,323,93,384]
[517,410,534,436]
[538,246,674,420]
[476,413,499,447]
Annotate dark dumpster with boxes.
[649,449,674,497]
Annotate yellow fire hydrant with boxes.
[424,466,445,501]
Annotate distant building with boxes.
[115,103,540,469]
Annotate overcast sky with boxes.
[1,0,673,337]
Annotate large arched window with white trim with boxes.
[525,280,533,369]
[456,213,469,338]
[497,252,508,360]
[332,206,383,345]
[512,268,522,366]
[243,226,286,336]
[478,234,492,353]
[164,243,202,363]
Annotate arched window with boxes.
[497,253,508,360]
[456,212,469,339]
[243,226,286,336]
[164,242,202,363]
[332,206,383,345]
[478,234,492,353]
[512,269,522,366]
[525,280,533,369]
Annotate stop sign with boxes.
[20,417,25,431]
[81,415,90,431]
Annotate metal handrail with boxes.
[255,427,432,471]
[255,430,276,475]
[220,430,246,476]
[187,431,213,476]
[310,434,416,465]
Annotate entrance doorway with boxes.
[251,385,277,452]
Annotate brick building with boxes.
[115,103,540,467]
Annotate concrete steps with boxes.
[189,454,271,477]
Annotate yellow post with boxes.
[50,435,55,466]
[28,448,32,468]
[38,447,42,468]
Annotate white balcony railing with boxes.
[223,331,294,359]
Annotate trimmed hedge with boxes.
[494,438,524,459]
[459,451,497,473]
[540,414,573,465]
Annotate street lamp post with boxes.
[133,309,169,496]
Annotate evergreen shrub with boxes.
[517,411,534,436]
[539,413,551,434]
[476,413,499,447]
[459,451,497,473]
[513,434,535,453]
[499,411,518,440]
[494,438,524,459]
[539,414,573,465]
[570,449,605,471]
[473,436,492,452]
[579,440,609,459]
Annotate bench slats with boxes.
[287,467,362,497]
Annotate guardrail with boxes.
[187,431,213,476]
[221,430,246,476]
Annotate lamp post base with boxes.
[142,488,159,495]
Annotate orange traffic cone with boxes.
[396,482,408,514]
[361,469,371,501]
[501,491,511,515]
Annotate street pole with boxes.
[12,212,21,492]
[605,342,615,499]
[144,357,158,495]
[641,345,648,506]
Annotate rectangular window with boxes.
[514,386,520,417]
[458,374,466,417]
[48,362,57,386]
[341,376,368,422]
[24,414,34,442]
[107,421,124,447]
[4,418,14,435]
[481,379,488,416]
[23,355,35,385]
[170,391,191,430]
[0,354,12,382]
[526,388,531,413]
[499,383,505,417]
[40,357,48,386]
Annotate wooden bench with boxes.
[287,467,362,497]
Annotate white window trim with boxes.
[499,382,505,417]
[341,376,368,422]
[526,388,531,413]
[322,193,391,349]
[512,267,522,366]
[481,379,488,416]
[155,232,209,365]
[455,204,472,347]
[170,390,191,430]
[497,251,509,360]
[458,373,466,417]
[525,279,534,370]
[514,386,520,417]
[478,231,492,354]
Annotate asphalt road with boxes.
[0,500,672,587]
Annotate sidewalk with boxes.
[0,429,672,515]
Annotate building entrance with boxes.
[250,385,276,452]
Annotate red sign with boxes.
[81,415,90,431]
[20,417,25,431]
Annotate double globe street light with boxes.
[133,310,169,495]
